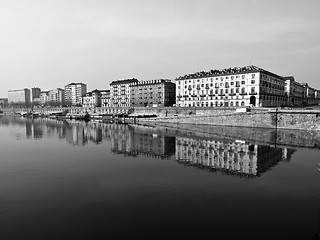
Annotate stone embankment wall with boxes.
[139,122,320,149]
[137,109,320,131]
[2,106,320,131]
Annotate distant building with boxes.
[302,83,318,106]
[0,98,8,107]
[64,83,87,106]
[40,91,49,105]
[8,88,31,106]
[176,65,287,108]
[130,79,176,107]
[110,78,139,107]
[30,87,41,103]
[284,76,305,106]
[82,89,102,108]
[48,88,65,106]
[100,90,110,107]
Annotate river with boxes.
[0,116,319,239]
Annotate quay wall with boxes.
[2,106,320,131]
[137,109,320,131]
[139,123,320,149]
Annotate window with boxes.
[251,80,255,84]
[241,80,245,84]
[241,101,245,106]
[252,74,255,78]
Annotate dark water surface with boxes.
[0,116,319,240]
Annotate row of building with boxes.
[4,65,320,108]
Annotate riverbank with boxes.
[135,108,320,131]
[2,106,320,130]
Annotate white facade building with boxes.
[176,66,286,108]
[65,83,87,106]
[48,88,65,106]
[82,89,102,108]
[110,79,138,107]
[8,89,31,106]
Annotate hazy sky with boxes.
[1,0,320,97]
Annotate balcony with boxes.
[177,96,182,98]
[229,93,236,96]
[183,95,189,98]
[249,92,257,95]
[191,95,197,97]
[218,94,225,96]
[200,95,206,97]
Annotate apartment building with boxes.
[48,88,65,106]
[8,88,31,106]
[65,83,87,106]
[100,90,110,107]
[176,66,287,108]
[130,79,176,107]
[82,89,102,108]
[40,91,49,105]
[30,87,41,103]
[110,78,138,107]
[284,76,305,106]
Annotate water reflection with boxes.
[109,125,176,158]
[0,116,297,177]
[176,137,295,177]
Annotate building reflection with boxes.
[0,116,298,177]
[108,124,175,159]
[176,137,295,177]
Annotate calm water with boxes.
[0,116,320,240]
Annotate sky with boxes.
[1,0,320,97]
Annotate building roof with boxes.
[131,79,173,87]
[8,88,29,92]
[65,82,87,86]
[176,65,284,80]
[110,78,139,86]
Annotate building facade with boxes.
[82,89,102,108]
[0,98,8,107]
[8,89,31,106]
[40,91,49,105]
[110,78,139,107]
[284,76,305,106]
[64,83,87,106]
[130,79,176,107]
[48,88,65,106]
[176,66,287,108]
[302,83,318,106]
[100,90,110,107]
[30,87,41,103]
